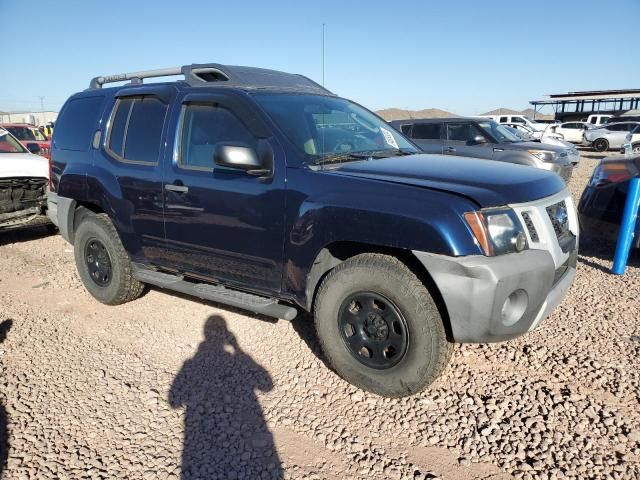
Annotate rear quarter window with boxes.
[54,96,104,151]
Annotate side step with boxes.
[132,265,297,321]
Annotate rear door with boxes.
[160,91,286,294]
[409,122,443,154]
[92,86,175,265]
[443,122,493,159]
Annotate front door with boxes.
[443,122,494,159]
[161,93,286,294]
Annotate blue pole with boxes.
[612,177,640,275]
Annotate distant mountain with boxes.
[376,108,457,121]
[481,107,553,121]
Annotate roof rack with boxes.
[88,63,332,95]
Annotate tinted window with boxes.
[107,97,167,163]
[447,123,485,142]
[400,124,412,135]
[511,117,525,124]
[125,97,167,163]
[179,104,256,169]
[564,123,578,129]
[499,116,508,122]
[412,123,441,140]
[107,98,133,158]
[54,96,104,151]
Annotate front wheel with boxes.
[593,138,609,152]
[314,253,451,397]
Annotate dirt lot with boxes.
[0,150,639,480]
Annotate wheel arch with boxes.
[305,241,453,341]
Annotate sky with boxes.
[1,0,638,116]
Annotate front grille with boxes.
[521,211,539,242]
[546,201,569,238]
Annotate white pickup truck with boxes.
[480,114,551,132]
[0,127,50,230]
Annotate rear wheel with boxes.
[593,138,609,152]
[74,212,144,305]
[314,253,451,397]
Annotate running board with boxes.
[132,265,297,321]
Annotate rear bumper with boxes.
[413,248,577,343]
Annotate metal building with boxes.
[530,89,640,122]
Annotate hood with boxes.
[321,154,566,207]
[0,153,49,179]
[499,140,568,154]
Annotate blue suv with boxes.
[47,64,578,397]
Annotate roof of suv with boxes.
[88,63,334,96]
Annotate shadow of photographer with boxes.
[169,314,282,479]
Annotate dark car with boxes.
[578,155,640,247]
[389,117,574,182]
[47,63,578,397]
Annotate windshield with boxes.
[0,129,28,153]
[6,126,47,142]
[253,94,418,162]
[477,120,523,143]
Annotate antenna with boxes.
[322,23,326,87]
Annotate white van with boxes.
[584,114,612,126]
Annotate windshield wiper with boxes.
[314,148,417,165]
[314,152,373,165]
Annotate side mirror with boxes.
[471,135,487,145]
[26,142,41,154]
[213,143,272,177]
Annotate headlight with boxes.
[527,149,558,163]
[464,208,528,256]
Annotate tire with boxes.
[593,138,609,152]
[74,212,144,305]
[314,253,451,397]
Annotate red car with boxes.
[0,123,51,159]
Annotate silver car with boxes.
[583,121,640,152]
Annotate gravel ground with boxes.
[0,150,639,480]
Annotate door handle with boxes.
[493,148,504,152]
[445,146,457,152]
[165,184,189,193]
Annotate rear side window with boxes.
[178,103,256,170]
[412,123,441,140]
[106,96,168,164]
[54,96,104,151]
[400,124,412,135]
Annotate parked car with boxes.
[578,154,640,247]
[550,122,594,143]
[0,127,50,230]
[1,123,51,159]
[48,63,578,397]
[390,117,575,181]
[502,124,580,165]
[584,114,613,126]
[480,114,549,131]
[621,124,640,155]
[583,122,640,152]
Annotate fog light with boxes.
[513,232,527,252]
[501,289,529,326]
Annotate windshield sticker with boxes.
[380,127,399,149]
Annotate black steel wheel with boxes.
[74,210,144,305]
[314,253,451,397]
[338,292,408,369]
[84,238,113,287]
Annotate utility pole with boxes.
[322,23,326,87]
[38,96,45,126]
